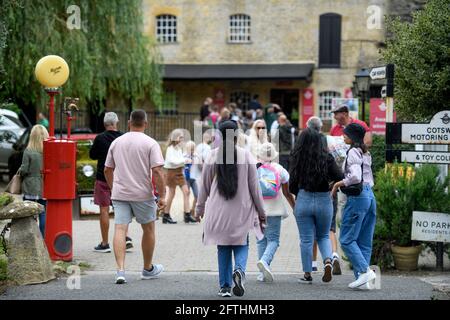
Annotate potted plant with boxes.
[374,163,422,271]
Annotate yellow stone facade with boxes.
[143,0,387,128]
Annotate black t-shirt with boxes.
[89,130,123,182]
[294,154,344,193]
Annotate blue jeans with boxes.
[217,242,249,288]
[23,196,46,238]
[257,216,281,266]
[294,190,333,273]
[188,178,198,198]
[339,185,377,278]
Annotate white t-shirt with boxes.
[164,145,185,169]
[260,162,290,218]
[191,143,211,180]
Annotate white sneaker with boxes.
[348,269,376,289]
[257,260,274,283]
[257,273,264,282]
[141,264,164,280]
[357,279,376,290]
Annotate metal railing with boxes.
[60,110,200,141]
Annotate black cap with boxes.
[331,104,349,113]
[343,123,366,144]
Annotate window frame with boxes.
[156,14,178,44]
[230,91,251,110]
[160,90,178,115]
[319,91,341,121]
[228,14,252,44]
[318,13,342,68]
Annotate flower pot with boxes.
[391,245,422,271]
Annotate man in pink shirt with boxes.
[104,109,166,284]
[330,104,372,147]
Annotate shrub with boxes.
[372,163,450,269]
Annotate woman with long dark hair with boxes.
[196,120,266,298]
[331,123,377,290]
[289,128,343,283]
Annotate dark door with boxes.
[270,89,299,120]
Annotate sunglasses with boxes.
[257,127,266,129]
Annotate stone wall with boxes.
[143,0,388,125]
[387,0,427,22]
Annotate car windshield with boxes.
[0,115,22,128]
[3,115,24,127]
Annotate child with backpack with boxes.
[256,142,295,282]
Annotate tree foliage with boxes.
[0,0,162,113]
[382,0,450,121]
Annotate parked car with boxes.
[0,113,26,176]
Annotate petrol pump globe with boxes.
[35,55,70,88]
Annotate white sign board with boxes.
[401,111,450,144]
[370,66,387,80]
[412,211,450,243]
[80,196,113,215]
[400,151,450,165]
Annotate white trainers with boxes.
[257,260,274,283]
[115,270,127,284]
[257,273,264,282]
[141,264,164,280]
[357,278,376,290]
[349,269,376,289]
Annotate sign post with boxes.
[412,211,450,272]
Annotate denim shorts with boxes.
[112,199,157,225]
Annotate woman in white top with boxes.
[163,129,196,224]
[247,119,268,158]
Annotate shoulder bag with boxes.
[339,148,364,196]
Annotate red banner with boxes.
[214,88,225,109]
[301,88,314,129]
[370,98,396,135]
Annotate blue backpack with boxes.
[257,163,281,199]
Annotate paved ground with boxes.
[2,271,447,300]
[1,185,450,300]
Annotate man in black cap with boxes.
[330,104,372,147]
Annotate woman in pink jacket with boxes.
[196,120,266,298]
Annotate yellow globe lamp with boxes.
[35,55,70,88]
[35,55,70,137]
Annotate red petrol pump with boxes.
[35,55,75,261]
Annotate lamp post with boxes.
[35,55,76,261]
[355,68,371,122]
[351,80,359,99]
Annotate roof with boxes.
[163,63,314,81]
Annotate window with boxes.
[229,14,251,43]
[230,91,251,110]
[319,13,341,68]
[156,15,177,43]
[319,91,341,120]
[161,90,178,114]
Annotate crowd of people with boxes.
[18,100,377,297]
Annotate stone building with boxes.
[143,0,389,130]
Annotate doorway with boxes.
[270,89,299,121]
